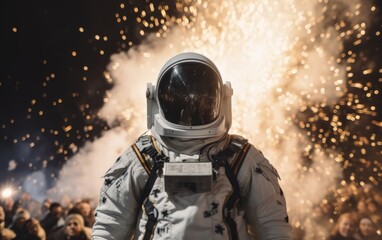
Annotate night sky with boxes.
[1,0,382,196]
[1,0,178,187]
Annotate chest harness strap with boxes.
[133,135,167,240]
[133,134,250,240]
[211,135,251,240]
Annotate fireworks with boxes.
[1,0,382,238]
[109,0,381,185]
[105,0,382,237]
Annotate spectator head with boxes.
[25,218,46,239]
[358,215,377,238]
[42,198,52,209]
[20,192,31,202]
[12,209,30,229]
[0,206,5,230]
[64,213,86,237]
[49,202,63,218]
[67,207,81,216]
[372,190,382,207]
[331,212,357,238]
[366,200,379,214]
[357,198,368,215]
[1,197,14,211]
[77,201,91,217]
[0,207,16,240]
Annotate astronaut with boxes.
[92,52,292,239]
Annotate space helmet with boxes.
[146,52,233,138]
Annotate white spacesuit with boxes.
[92,52,292,239]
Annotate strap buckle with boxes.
[143,198,159,220]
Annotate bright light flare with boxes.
[1,187,15,199]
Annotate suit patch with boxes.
[215,224,225,234]
[161,209,169,218]
[151,189,160,198]
[115,178,123,191]
[156,226,169,237]
[203,201,219,218]
[104,178,113,186]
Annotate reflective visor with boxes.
[158,62,222,126]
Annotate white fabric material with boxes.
[92,135,292,240]
[150,127,226,155]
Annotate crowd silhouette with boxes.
[0,183,381,240]
[294,183,382,239]
[0,192,94,240]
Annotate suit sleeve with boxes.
[238,146,292,240]
[92,147,148,240]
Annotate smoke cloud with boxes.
[48,0,373,237]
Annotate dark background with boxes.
[1,0,178,187]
